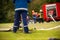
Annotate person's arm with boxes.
[27,0,32,3]
[13,0,15,3]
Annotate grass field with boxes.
[0,21,60,40]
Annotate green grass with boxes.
[0,21,60,40]
[0,30,60,40]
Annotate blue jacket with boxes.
[13,0,31,11]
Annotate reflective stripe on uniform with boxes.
[15,8,28,11]
[24,25,28,27]
[13,26,18,27]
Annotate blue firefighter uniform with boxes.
[13,0,31,33]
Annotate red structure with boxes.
[42,3,60,22]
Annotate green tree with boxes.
[46,0,60,3]
[0,0,14,23]
[0,0,60,23]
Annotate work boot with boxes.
[13,27,18,33]
[24,27,29,33]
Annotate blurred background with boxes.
[0,0,60,23]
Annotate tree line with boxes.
[0,0,60,23]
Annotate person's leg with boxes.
[33,15,37,23]
[41,18,44,23]
[21,10,29,33]
[13,10,20,33]
[19,15,22,28]
[33,17,36,30]
[38,18,40,23]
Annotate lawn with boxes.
[0,21,60,40]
